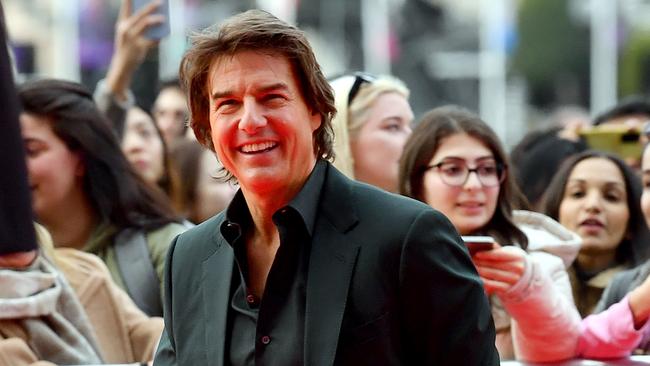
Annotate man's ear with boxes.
[309,111,322,133]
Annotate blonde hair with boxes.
[329,74,409,178]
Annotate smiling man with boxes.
[154,9,498,366]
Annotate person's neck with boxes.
[240,161,315,246]
[40,196,98,250]
[576,250,617,274]
[243,190,293,247]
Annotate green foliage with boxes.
[619,31,650,96]
[512,0,590,107]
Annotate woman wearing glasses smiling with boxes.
[398,105,582,362]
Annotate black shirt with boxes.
[221,160,326,366]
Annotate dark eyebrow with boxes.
[211,82,290,100]
[439,156,495,163]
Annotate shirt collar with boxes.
[222,159,327,239]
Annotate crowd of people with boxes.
[4,0,650,365]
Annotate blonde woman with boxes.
[329,73,414,193]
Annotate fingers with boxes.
[473,245,524,262]
[128,0,163,29]
[130,13,165,42]
[118,0,132,22]
[475,265,523,286]
[480,278,512,295]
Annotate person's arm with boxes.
[400,210,499,365]
[627,274,650,329]
[94,0,163,138]
[577,295,650,359]
[108,277,164,363]
[493,251,581,362]
[0,338,56,366]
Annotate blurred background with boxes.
[5,0,650,149]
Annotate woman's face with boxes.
[558,157,630,257]
[640,148,650,227]
[422,133,501,235]
[193,150,237,223]
[122,107,165,185]
[20,113,84,220]
[350,92,413,193]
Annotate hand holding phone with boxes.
[461,236,495,256]
[579,126,642,160]
[132,0,170,40]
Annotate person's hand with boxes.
[105,0,164,101]
[0,250,37,268]
[628,271,650,329]
[472,243,526,296]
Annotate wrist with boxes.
[105,61,135,102]
[629,287,650,329]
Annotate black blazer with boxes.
[154,163,498,365]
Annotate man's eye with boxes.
[262,94,286,104]
[215,100,237,110]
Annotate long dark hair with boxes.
[399,105,529,248]
[129,103,175,197]
[19,78,179,230]
[542,150,650,267]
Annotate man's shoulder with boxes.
[334,173,437,220]
[170,212,227,260]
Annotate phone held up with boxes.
[461,236,494,256]
[132,0,171,40]
[579,127,642,160]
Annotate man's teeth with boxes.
[241,141,276,153]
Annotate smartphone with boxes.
[579,127,642,160]
[461,236,494,256]
[132,0,171,40]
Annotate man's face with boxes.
[207,51,321,195]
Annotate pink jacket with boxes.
[577,295,650,359]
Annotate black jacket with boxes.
[154,162,498,365]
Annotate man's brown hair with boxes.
[179,9,336,167]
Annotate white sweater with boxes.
[496,210,582,362]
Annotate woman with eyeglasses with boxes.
[398,105,582,362]
[328,72,414,193]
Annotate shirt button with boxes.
[261,335,271,345]
[280,208,288,214]
[246,294,256,304]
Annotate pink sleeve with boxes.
[577,295,650,359]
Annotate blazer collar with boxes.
[305,163,360,366]
[201,163,361,366]
[202,233,234,366]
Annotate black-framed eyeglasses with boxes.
[425,160,507,187]
[347,72,376,106]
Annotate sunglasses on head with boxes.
[346,72,376,106]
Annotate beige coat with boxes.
[0,226,163,365]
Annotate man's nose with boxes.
[239,100,267,134]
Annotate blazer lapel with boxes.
[202,235,234,366]
[305,164,361,366]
